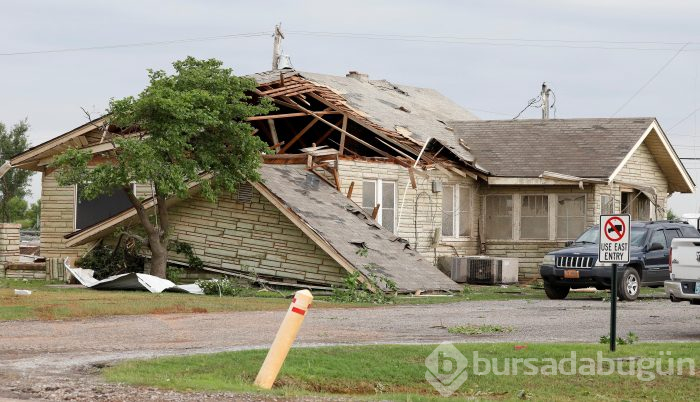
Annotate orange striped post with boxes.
[254,289,313,389]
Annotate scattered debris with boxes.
[14,289,32,296]
[64,258,202,294]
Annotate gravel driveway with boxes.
[1,298,699,401]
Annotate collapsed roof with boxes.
[257,164,461,292]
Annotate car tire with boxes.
[544,281,570,300]
[618,267,641,301]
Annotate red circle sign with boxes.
[604,217,626,242]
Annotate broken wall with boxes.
[166,187,347,286]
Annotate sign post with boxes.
[598,214,630,352]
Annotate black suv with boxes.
[539,221,700,301]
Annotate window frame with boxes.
[361,179,397,233]
[483,194,515,241]
[441,183,472,240]
[555,194,587,240]
[519,194,550,240]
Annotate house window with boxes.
[362,180,396,232]
[557,195,586,240]
[485,195,513,240]
[75,184,133,230]
[601,195,614,215]
[441,185,471,238]
[634,193,651,220]
[520,195,549,239]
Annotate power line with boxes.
[287,30,700,52]
[611,43,689,117]
[4,30,700,57]
[0,32,270,56]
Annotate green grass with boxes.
[104,343,700,401]
[0,279,338,321]
[447,324,513,335]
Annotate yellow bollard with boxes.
[254,289,313,389]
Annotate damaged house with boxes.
[5,69,694,288]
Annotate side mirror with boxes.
[564,241,574,247]
[648,242,665,252]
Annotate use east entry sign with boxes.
[599,214,631,263]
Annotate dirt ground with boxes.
[1,298,699,401]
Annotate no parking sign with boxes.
[599,214,630,263]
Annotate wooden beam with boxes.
[339,115,348,155]
[372,204,381,220]
[279,116,321,154]
[347,181,355,199]
[267,120,279,153]
[408,167,417,189]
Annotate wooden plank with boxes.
[339,115,348,155]
[372,204,380,220]
[280,117,321,154]
[267,120,279,153]
[408,167,417,189]
[347,181,355,199]
[247,112,308,121]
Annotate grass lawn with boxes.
[0,279,317,321]
[0,278,666,321]
[104,342,700,401]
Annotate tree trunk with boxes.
[148,234,168,278]
[124,186,170,279]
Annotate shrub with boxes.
[166,266,185,284]
[331,267,398,304]
[196,277,244,297]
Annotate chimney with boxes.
[346,71,369,82]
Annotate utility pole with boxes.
[272,23,284,70]
[541,82,551,119]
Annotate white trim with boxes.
[608,120,694,193]
[362,179,397,233]
[487,177,602,186]
[441,184,472,240]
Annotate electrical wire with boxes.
[0,32,270,56]
[611,43,689,117]
[512,97,541,120]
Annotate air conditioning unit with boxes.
[450,256,519,284]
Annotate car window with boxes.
[681,226,700,237]
[664,229,681,247]
[649,230,667,249]
[574,226,647,246]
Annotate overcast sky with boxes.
[3,0,700,213]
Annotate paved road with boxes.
[1,299,699,400]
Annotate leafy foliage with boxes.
[331,268,398,304]
[77,243,145,280]
[169,240,203,270]
[52,57,275,203]
[25,200,40,229]
[196,277,245,297]
[0,119,32,222]
[51,57,276,278]
[600,331,638,345]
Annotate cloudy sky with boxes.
[2,0,700,213]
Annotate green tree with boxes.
[667,209,677,221]
[0,120,32,222]
[6,196,27,222]
[25,199,40,229]
[52,57,275,278]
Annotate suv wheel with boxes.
[618,267,641,301]
[544,281,570,300]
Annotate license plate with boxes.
[564,270,580,279]
[695,282,700,295]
